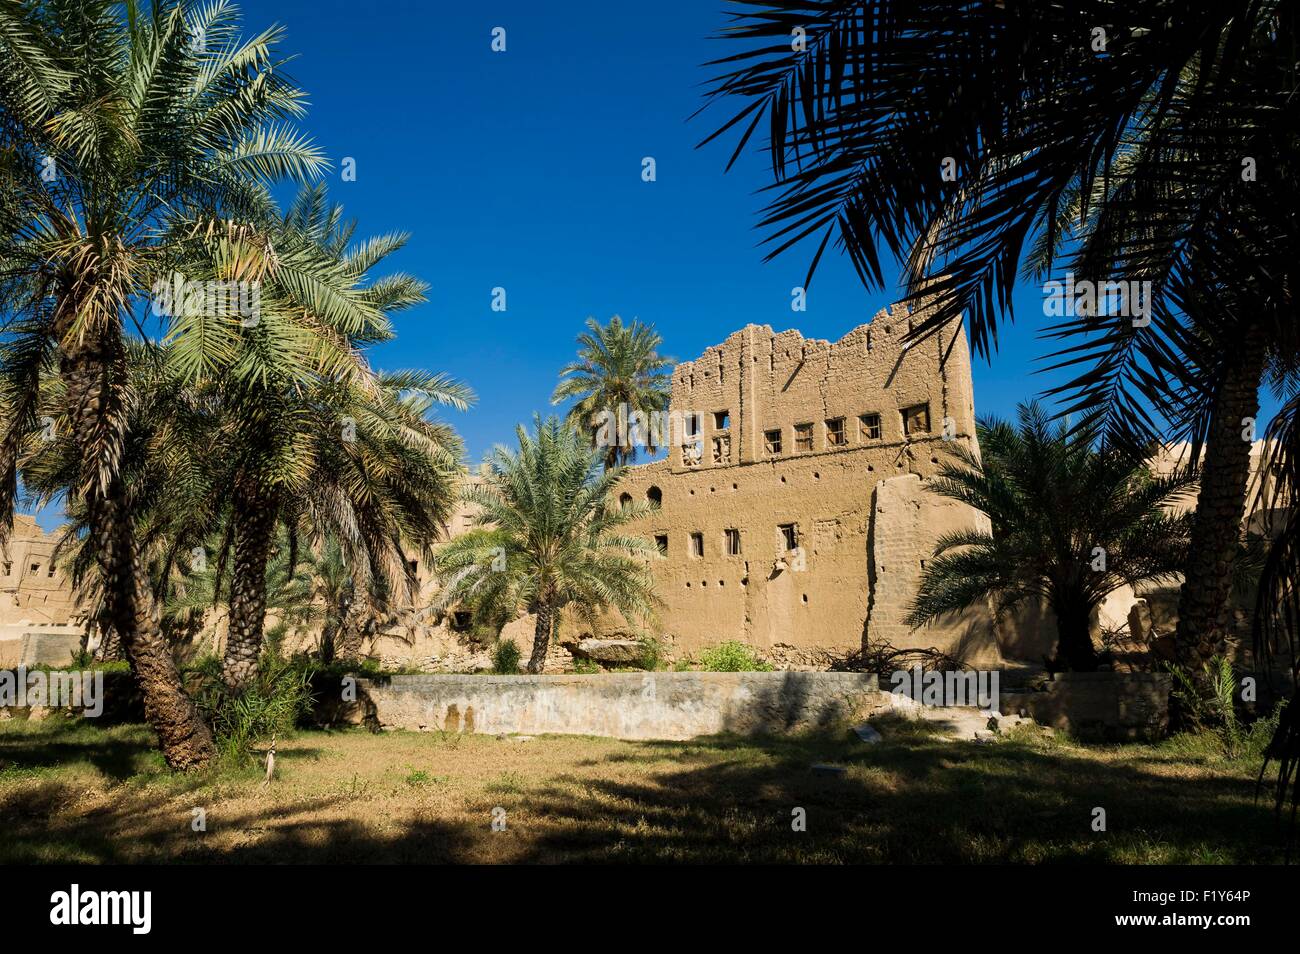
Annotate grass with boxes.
[0,713,1288,863]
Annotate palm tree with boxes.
[284,534,361,664]
[27,340,223,655]
[432,417,659,673]
[0,1,326,769]
[551,316,673,470]
[161,528,367,664]
[905,403,1196,670]
[213,188,473,696]
[699,2,1297,672]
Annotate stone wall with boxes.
[0,628,83,667]
[1000,672,1172,740]
[356,671,888,740]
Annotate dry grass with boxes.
[0,715,1286,863]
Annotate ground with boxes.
[0,716,1286,864]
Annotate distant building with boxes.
[603,301,1003,665]
[0,514,80,625]
[0,514,85,666]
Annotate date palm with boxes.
[210,186,471,691]
[701,2,1297,671]
[551,316,673,470]
[905,403,1195,670]
[23,339,224,663]
[432,416,659,673]
[0,0,326,768]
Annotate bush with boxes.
[698,641,773,673]
[1168,654,1285,760]
[192,652,315,764]
[491,639,521,674]
[638,637,665,671]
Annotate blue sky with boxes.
[21,1,1243,527]
[233,0,1069,460]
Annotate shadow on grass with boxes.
[0,720,157,782]
[514,726,1281,863]
[0,718,1285,863]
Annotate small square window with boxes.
[29,563,40,575]
[690,532,704,558]
[714,410,730,430]
[902,403,931,436]
[778,524,798,551]
[825,417,846,447]
[764,428,782,455]
[859,413,882,440]
[794,423,814,452]
[724,528,741,556]
[654,534,668,555]
[712,435,731,465]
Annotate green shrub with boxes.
[1242,698,1288,762]
[192,652,315,764]
[571,658,600,674]
[698,641,773,673]
[491,639,521,674]
[638,637,665,671]
[1168,654,1284,760]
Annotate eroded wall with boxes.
[606,302,1000,663]
[0,515,80,627]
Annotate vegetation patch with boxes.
[0,718,1285,864]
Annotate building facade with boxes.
[0,514,80,626]
[605,302,1002,664]
[0,514,85,666]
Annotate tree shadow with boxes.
[0,723,1283,864]
[0,727,154,783]
[513,730,1285,863]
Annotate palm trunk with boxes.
[61,335,213,769]
[93,615,122,662]
[1175,326,1267,666]
[319,617,340,664]
[527,604,553,673]
[338,586,369,662]
[222,486,278,691]
[1054,603,1098,671]
[119,534,215,769]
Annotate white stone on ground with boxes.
[853,724,884,744]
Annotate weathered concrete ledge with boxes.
[1001,672,1171,740]
[0,630,82,668]
[357,671,887,740]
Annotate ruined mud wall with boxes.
[606,303,1001,663]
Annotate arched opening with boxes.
[618,492,633,509]
[646,486,662,507]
